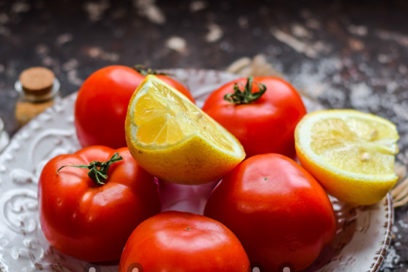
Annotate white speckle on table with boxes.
[62,59,83,86]
[348,25,368,36]
[205,23,223,43]
[226,54,280,77]
[238,16,249,28]
[83,0,110,22]
[35,44,49,55]
[381,246,401,270]
[378,54,393,64]
[67,70,83,87]
[348,38,365,51]
[396,220,408,232]
[62,59,78,71]
[291,24,313,39]
[270,28,319,58]
[350,83,380,110]
[42,56,55,67]
[56,33,74,46]
[134,0,166,24]
[395,104,408,122]
[190,0,207,12]
[376,29,408,47]
[85,46,119,61]
[289,57,342,99]
[34,44,56,67]
[11,1,30,13]
[166,36,187,53]
[281,22,332,56]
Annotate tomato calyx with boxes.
[134,65,167,76]
[224,77,267,105]
[57,153,123,186]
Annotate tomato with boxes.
[204,153,336,272]
[202,76,306,158]
[74,65,194,148]
[38,146,161,262]
[119,211,251,272]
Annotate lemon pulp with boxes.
[125,75,245,185]
[295,109,399,205]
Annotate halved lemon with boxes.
[295,109,399,205]
[125,75,245,185]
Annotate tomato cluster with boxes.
[38,66,337,272]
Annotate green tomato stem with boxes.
[133,64,166,76]
[223,77,267,105]
[57,153,122,186]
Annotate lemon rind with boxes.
[295,109,399,183]
[126,75,245,159]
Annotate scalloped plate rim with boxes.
[0,68,392,272]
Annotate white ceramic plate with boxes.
[0,69,392,272]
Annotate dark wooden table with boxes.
[0,1,407,271]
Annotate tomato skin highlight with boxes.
[38,146,161,263]
[119,211,251,272]
[204,153,336,272]
[202,76,306,158]
[74,65,194,148]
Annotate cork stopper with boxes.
[19,67,55,96]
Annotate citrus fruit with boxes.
[295,109,399,205]
[125,75,246,185]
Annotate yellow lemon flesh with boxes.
[295,109,399,206]
[125,75,245,185]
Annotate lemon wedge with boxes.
[295,109,399,205]
[125,75,245,185]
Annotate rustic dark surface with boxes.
[0,0,408,271]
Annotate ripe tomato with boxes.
[204,153,336,272]
[119,211,251,272]
[74,65,194,148]
[202,76,306,158]
[38,146,161,262]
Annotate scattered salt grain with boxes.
[350,83,380,110]
[134,0,166,24]
[205,23,223,43]
[86,46,119,62]
[348,25,368,36]
[11,1,30,13]
[166,36,187,53]
[83,0,109,22]
[291,24,312,39]
[56,33,73,46]
[270,28,318,58]
[190,1,207,12]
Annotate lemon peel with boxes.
[125,75,245,185]
[295,109,399,205]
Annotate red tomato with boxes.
[38,146,161,262]
[74,65,194,148]
[202,76,306,158]
[204,153,336,272]
[119,211,251,272]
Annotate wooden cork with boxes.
[19,67,55,96]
